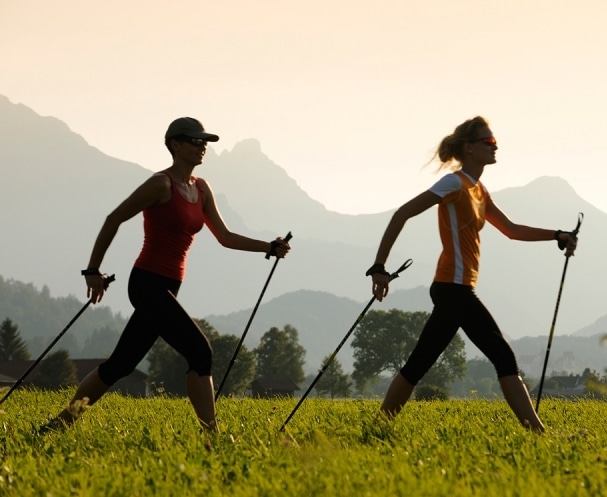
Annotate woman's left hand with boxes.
[270,237,291,258]
[557,231,578,257]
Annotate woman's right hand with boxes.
[85,274,108,304]
[372,273,390,301]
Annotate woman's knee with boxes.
[186,345,213,376]
[399,362,429,386]
[98,361,136,386]
[489,348,519,378]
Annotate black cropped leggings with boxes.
[98,267,213,386]
[400,281,519,385]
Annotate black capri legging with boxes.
[400,281,519,385]
[98,267,213,386]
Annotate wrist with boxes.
[265,240,279,259]
[81,268,101,276]
[554,230,568,250]
[366,263,389,277]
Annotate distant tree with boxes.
[465,358,494,379]
[354,375,393,398]
[415,384,449,401]
[585,377,607,398]
[202,325,255,398]
[0,317,31,361]
[27,332,80,358]
[351,309,466,394]
[314,356,352,399]
[351,310,427,392]
[80,326,121,358]
[146,338,188,396]
[582,367,600,381]
[475,377,498,398]
[582,366,607,398]
[32,349,78,390]
[255,325,306,384]
[448,358,502,399]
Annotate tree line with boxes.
[0,275,127,358]
[3,311,605,399]
[1,309,468,398]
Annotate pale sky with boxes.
[2,0,606,214]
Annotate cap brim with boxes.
[197,132,219,142]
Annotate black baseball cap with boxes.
[165,117,219,142]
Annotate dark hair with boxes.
[430,116,490,171]
[165,134,189,157]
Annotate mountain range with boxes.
[1,95,606,375]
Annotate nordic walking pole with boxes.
[215,232,292,400]
[0,274,116,405]
[535,213,584,413]
[280,259,413,432]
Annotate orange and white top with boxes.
[429,170,489,287]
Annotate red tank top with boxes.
[134,174,205,281]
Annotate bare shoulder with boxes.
[135,172,172,205]
[150,171,172,185]
[196,177,212,192]
[196,178,213,198]
[109,172,173,218]
[196,177,216,206]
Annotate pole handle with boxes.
[572,212,584,237]
[389,259,413,281]
[104,274,116,289]
[265,231,292,260]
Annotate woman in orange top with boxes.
[48,117,290,433]
[367,116,577,432]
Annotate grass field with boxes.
[0,390,606,496]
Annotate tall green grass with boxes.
[1,390,606,496]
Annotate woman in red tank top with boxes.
[46,117,290,433]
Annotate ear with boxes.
[169,138,183,154]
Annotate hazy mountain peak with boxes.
[524,176,577,193]
[0,95,88,149]
[494,176,584,205]
[231,138,263,155]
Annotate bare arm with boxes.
[371,190,441,300]
[485,197,577,256]
[198,178,290,256]
[485,198,554,241]
[85,174,170,302]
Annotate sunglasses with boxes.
[474,136,497,146]
[174,135,208,146]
